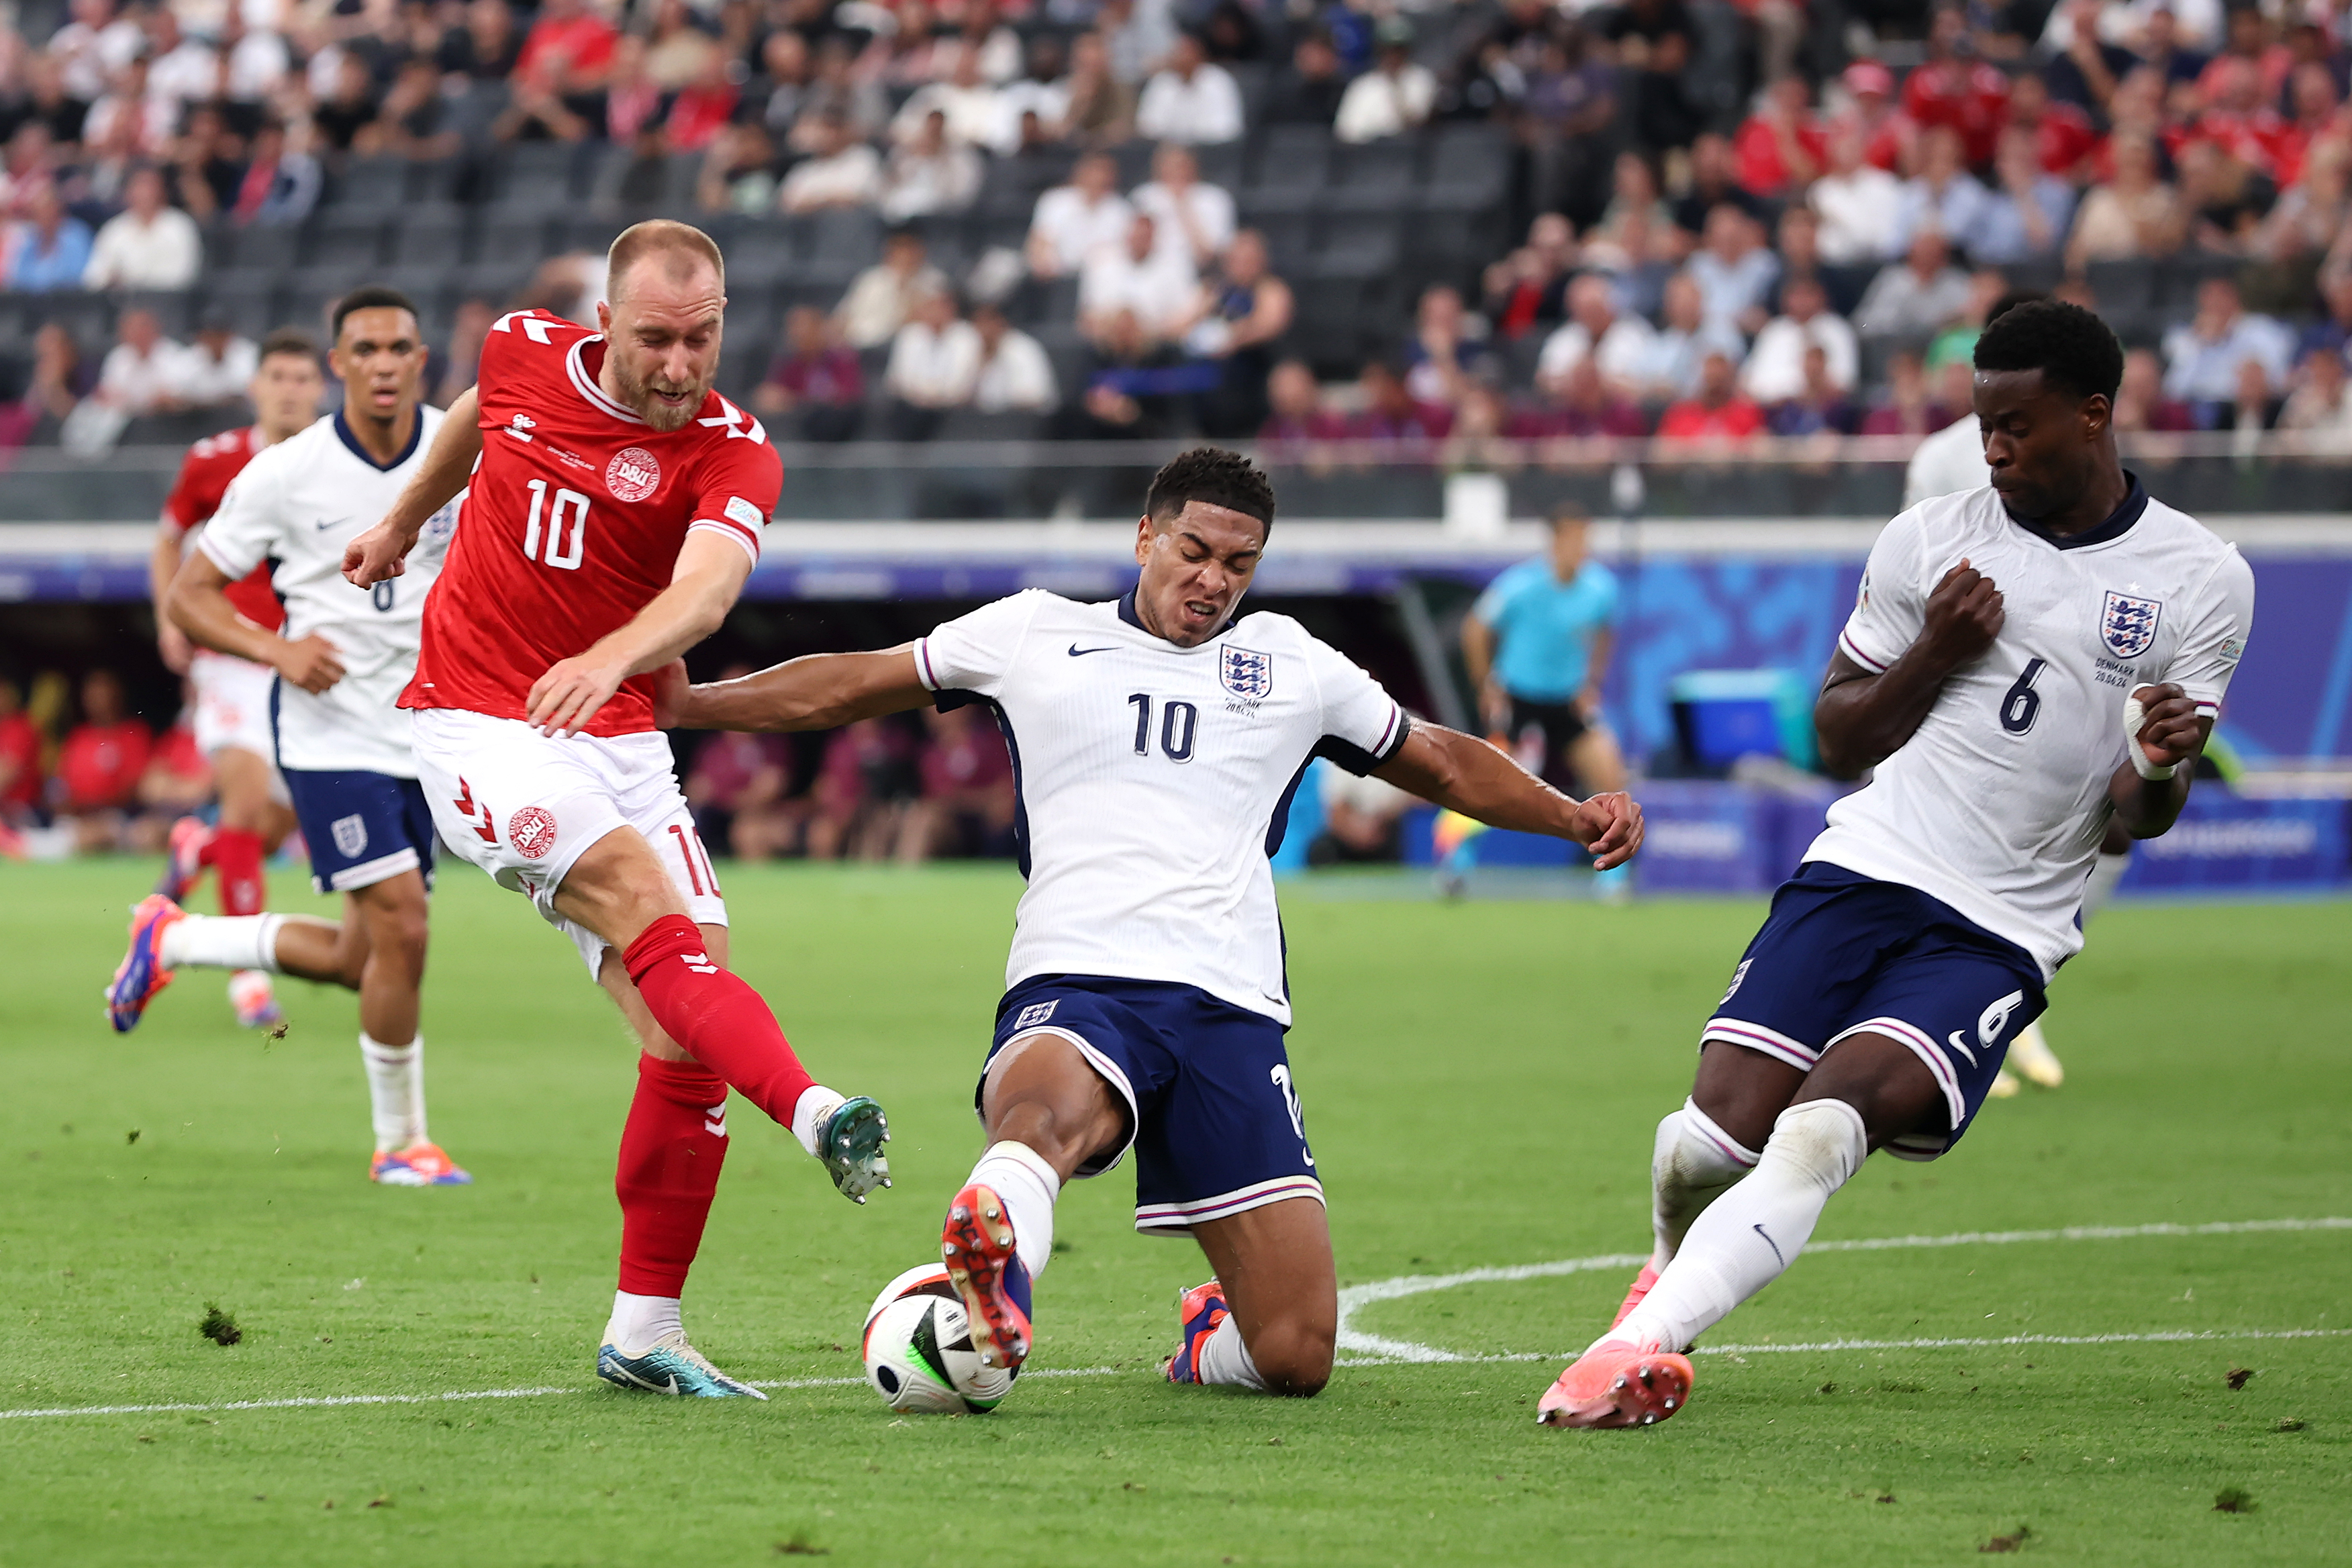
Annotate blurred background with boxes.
[0,0,2347,893]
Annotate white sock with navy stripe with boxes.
[1651,1097,1760,1271]
[1195,1315,1265,1391]
[1608,1099,1867,1355]
[360,1032,425,1153]
[969,1140,1060,1283]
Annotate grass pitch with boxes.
[2,860,2347,1566]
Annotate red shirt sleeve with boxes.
[682,410,784,563]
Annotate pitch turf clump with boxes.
[1979,1524,2032,1553]
[2212,1487,2257,1514]
[2224,1366,2255,1389]
[197,1304,241,1346]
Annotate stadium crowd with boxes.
[7,0,2352,451]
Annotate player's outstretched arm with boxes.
[342,387,483,587]
[528,530,757,737]
[2108,682,2207,839]
[167,549,345,693]
[1375,722,1643,869]
[654,646,934,734]
[1816,559,2005,778]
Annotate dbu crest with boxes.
[1220,646,1273,699]
[2100,591,2161,660]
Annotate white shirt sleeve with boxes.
[1837,509,1929,674]
[192,447,285,580]
[916,589,1050,698]
[1302,632,1408,773]
[2165,548,2256,718]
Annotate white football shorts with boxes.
[409,707,728,979]
[188,651,291,802]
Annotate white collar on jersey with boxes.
[565,334,644,426]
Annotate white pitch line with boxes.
[1335,1216,2352,1363]
[1334,1325,2352,1368]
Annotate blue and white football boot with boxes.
[596,1332,768,1400]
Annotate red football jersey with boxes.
[163,425,283,631]
[403,310,783,737]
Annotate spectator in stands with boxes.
[884,289,981,438]
[687,689,805,861]
[1624,271,1743,403]
[1538,274,1658,404]
[1733,75,1825,199]
[1079,211,1195,345]
[312,53,382,154]
[133,696,211,844]
[1586,205,1676,322]
[171,316,257,409]
[1346,359,1449,450]
[807,716,922,862]
[514,0,619,96]
[449,0,525,81]
[1263,30,1347,126]
[971,303,1057,415]
[1026,150,1132,279]
[2065,132,2185,268]
[761,30,817,140]
[1306,762,1413,865]
[1766,344,1855,437]
[1855,228,1973,346]
[2277,344,2352,444]
[1906,5,2011,166]
[1399,281,1484,408]
[2162,275,2296,414]
[1741,276,1857,405]
[2005,68,2098,181]
[1482,213,1578,341]
[2113,345,2196,434]
[1655,350,1764,446]
[881,107,982,222]
[81,165,199,290]
[899,705,1015,863]
[780,109,883,213]
[1439,383,1518,472]
[1808,124,1904,266]
[835,228,946,349]
[1924,269,2010,375]
[50,0,141,104]
[1534,356,1649,439]
[897,47,1003,151]
[698,121,781,215]
[360,58,460,162]
[756,305,867,440]
[1894,126,1993,252]
[1065,307,1195,439]
[1183,228,1291,435]
[227,120,320,227]
[1060,30,1136,144]
[8,324,92,442]
[5,185,90,291]
[793,37,889,148]
[54,668,148,849]
[1608,0,1706,154]
[0,677,42,827]
[1259,357,1347,451]
[169,103,242,221]
[2297,273,2352,366]
[436,299,495,407]
[1975,128,2077,264]
[1135,32,1242,145]
[1858,349,1949,437]
[1684,204,1779,338]
[1132,142,1234,270]
[93,307,181,417]
[1336,17,1434,144]
[1772,206,1826,306]
[994,36,1073,152]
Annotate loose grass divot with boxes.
[1980,1524,2032,1553]
[197,1304,240,1346]
[2225,1366,2255,1389]
[2214,1487,2257,1514]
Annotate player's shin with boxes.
[209,826,268,917]
[610,1054,730,1347]
[1651,1097,1760,1269]
[621,916,818,1132]
[159,912,285,973]
[360,1031,426,1153]
[1609,1099,1867,1355]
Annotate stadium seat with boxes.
[2084,257,2159,316]
[493,142,588,214]
[1249,125,1332,200]
[118,289,195,338]
[810,208,885,265]
[1322,142,1417,213]
[934,408,1047,442]
[1316,211,1403,277]
[1424,124,1511,208]
[387,205,471,268]
[407,154,471,203]
[303,212,390,270]
[329,156,409,209]
[196,275,281,338]
[1246,207,1313,273]
[478,213,558,266]
[2161,249,2243,309]
[204,222,297,277]
[1193,141,1246,193]
[1110,140,1155,189]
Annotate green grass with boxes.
[2,861,2347,1565]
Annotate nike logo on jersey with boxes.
[312,517,352,531]
[1068,644,1118,656]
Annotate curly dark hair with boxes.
[1973,298,2123,403]
[1144,446,1277,535]
[330,285,420,342]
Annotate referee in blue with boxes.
[1461,503,1628,801]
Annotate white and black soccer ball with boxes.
[861,1264,1014,1415]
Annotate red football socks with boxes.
[615,1054,730,1297]
[208,827,266,917]
[621,914,816,1129]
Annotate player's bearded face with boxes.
[603,291,724,432]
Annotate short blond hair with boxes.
[606,220,726,303]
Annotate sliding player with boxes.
[1538,301,2255,1428]
[341,222,891,1400]
[660,448,1643,1399]
[146,328,326,1029]
[114,287,472,1187]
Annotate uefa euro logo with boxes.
[2100,591,2162,660]
[1220,646,1273,699]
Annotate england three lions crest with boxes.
[2101,591,2162,660]
[1220,645,1274,699]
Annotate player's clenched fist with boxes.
[1921,558,2005,667]
[2128,682,2201,770]
[1569,791,1643,870]
[341,520,415,587]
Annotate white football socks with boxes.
[2081,848,2130,923]
[1650,1097,1761,1271]
[159,912,284,973]
[1195,1315,1266,1391]
[789,1085,846,1158]
[359,1032,426,1153]
[604,1291,683,1353]
[1610,1099,1868,1355]
[968,1140,1061,1282]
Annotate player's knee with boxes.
[1244,1313,1335,1398]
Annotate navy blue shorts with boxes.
[281,767,438,896]
[1702,863,2046,1161]
[982,975,1321,1236]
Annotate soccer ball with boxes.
[861,1264,1014,1414]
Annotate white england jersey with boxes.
[1902,416,1991,509]
[1812,479,2255,976]
[198,409,458,778]
[917,589,1411,1024]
